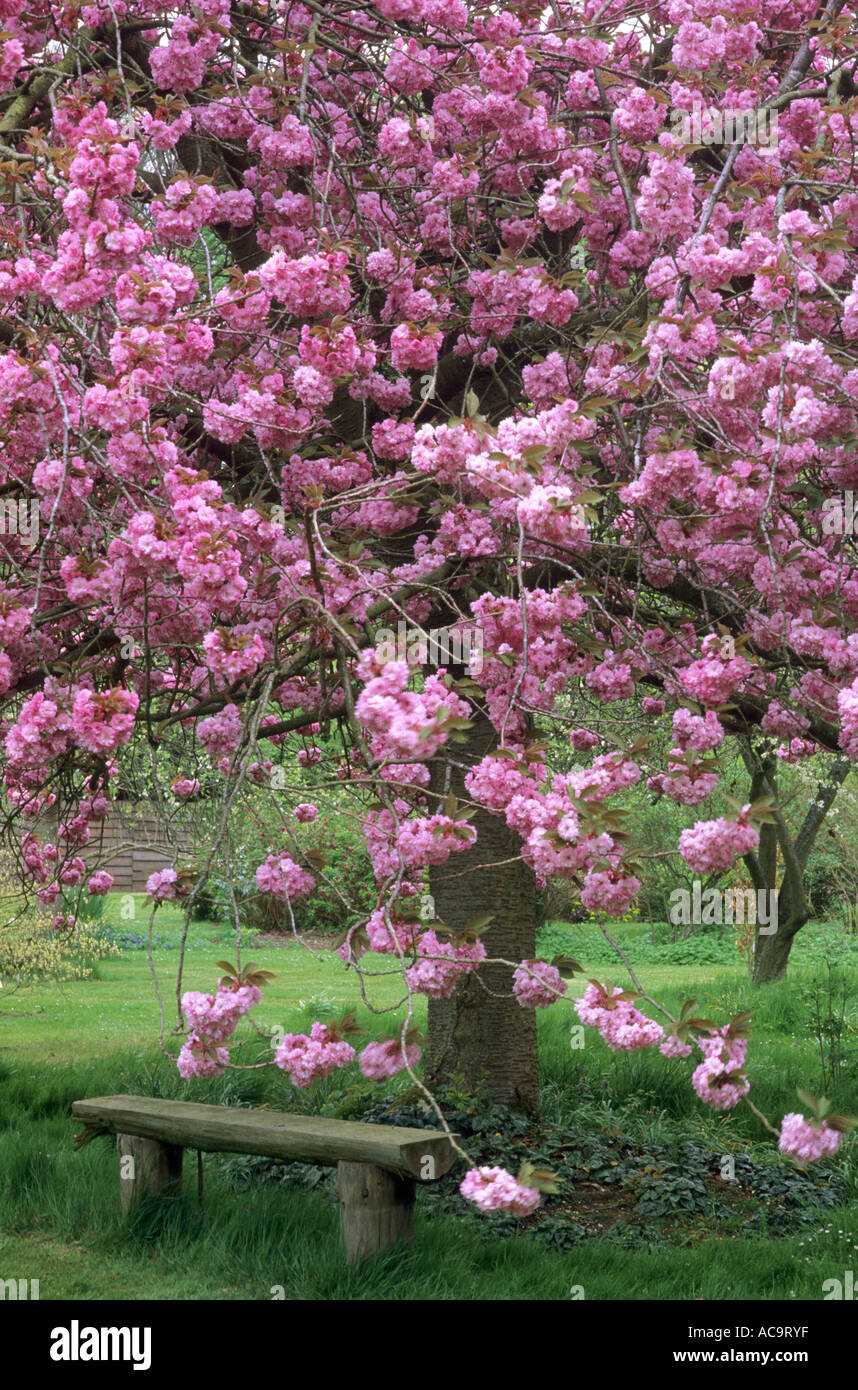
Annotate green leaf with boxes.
[517,1160,562,1194]
[825,1114,857,1133]
[551,954,584,978]
[463,913,495,933]
[796,1088,819,1115]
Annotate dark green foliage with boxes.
[537,919,858,968]
[216,1084,846,1246]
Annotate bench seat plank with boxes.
[72,1095,458,1180]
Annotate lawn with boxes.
[1,907,856,1300]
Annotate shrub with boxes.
[289,814,376,935]
[0,916,119,994]
[200,808,376,936]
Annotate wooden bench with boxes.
[72,1095,459,1263]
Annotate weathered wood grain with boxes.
[117,1133,184,1213]
[72,1096,458,1180]
[337,1161,415,1262]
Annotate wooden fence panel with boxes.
[30,802,199,895]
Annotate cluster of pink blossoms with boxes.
[257,249,351,317]
[172,777,200,798]
[5,688,71,775]
[149,13,224,95]
[516,484,589,549]
[837,678,858,760]
[255,852,315,903]
[459,1167,541,1217]
[359,1038,421,1080]
[197,703,242,758]
[679,807,760,872]
[87,870,114,895]
[405,930,486,998]
[390,321,444,371]
[151,179,218,244]
[361,908,420,955]
[512,960,567,1008]
[574,983,664,1051]
[202,628,265,686]
[274,1022,355,1088]
[691,1029,749,1111]
[580,867,641,916]
[176,1039,230,1079]
[177,979,261,1079]
[672,708,725,752]
[393,815,476,870]
[778,1114,843,1165]
[71,688,139,755]
[181,981,262,1043]
[354,657,471,761]
[146,867,184,902]
[677,637,752,707]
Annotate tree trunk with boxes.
[751,921,799,982]
[751,868,808,983]
[748,797,786,983]
[425,712,540,1113]
[740,747,850,984]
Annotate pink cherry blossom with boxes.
[778,1113,843,1165]
[679,809,760,873]
[255,852,315,902]
[513,960,567,1008]
[459,1167,541,1217]
[172,777,201,798]
[72,688,139,754]
[406,930,486,998]
[274,1022,355,1088]
[147,868,183,902]
[87,870,114,895]
[177,1037,230,1079]
[359,1039,421,1079]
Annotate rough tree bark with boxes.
[424,711,540,1113]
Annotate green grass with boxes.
[0,944,425,1065]
[1,910,856,1300]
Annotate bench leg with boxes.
[336,1161,415,1263]
[117,1133,183,1214]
